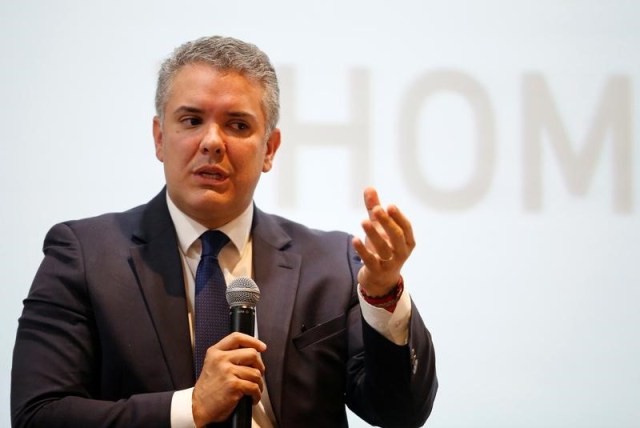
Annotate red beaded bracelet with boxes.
[360,276,404,312]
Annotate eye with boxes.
[181,117,202,127]
[229,121,250,131]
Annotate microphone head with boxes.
[226,277,260,308]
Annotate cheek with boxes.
[166,136,199,165]
[229,144,258,165]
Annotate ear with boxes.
[262,128,281,172]
[152,116,164,162]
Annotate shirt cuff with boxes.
[171,387,195,428]
[358,284,412,346]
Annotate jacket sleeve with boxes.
[344,238,438,428]
[11,222,173,428]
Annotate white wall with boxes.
[2,1,639,426]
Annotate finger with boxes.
[363,187,382,220]
[387,204,416,249]
[370,204,417,258]
[228,348,266,373]
[354,236,396,271]
[370,206,404,245]
[352,236,378,266]
[246,380,263,405]
[233,365,264,390]
[363,189,397,247]
[361,218,394,260]
[216,332,267,352]
[232,376,263,405]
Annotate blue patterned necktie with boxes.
[194,230,230,380]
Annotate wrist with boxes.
[360,276,404,312]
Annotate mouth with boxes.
[199,171,225,180]
[194,165,229,183]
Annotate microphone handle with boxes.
[230,306,255,336]
[231,397,252,428]
[229,306,255,428]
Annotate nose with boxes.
[200,124,226,158]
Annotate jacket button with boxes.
[410,347,418,374]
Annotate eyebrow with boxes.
[227,111,257,121]
[171,106,257,121]
[172,106,205,116]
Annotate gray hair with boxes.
[155,35,280,134]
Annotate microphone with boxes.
[226,277,260,428]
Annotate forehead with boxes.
[164,63,266,115]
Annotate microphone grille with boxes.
[226,277,260,308]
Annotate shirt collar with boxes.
[165,191,253,256]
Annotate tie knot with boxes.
[200,230,229,258]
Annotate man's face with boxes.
[153,63,280,228]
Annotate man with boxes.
[11,35,437,427]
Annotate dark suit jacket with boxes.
[12,190,437,427]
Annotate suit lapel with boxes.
[129,190,195,389]
[252,208,301,425]
[126,198,302,412]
